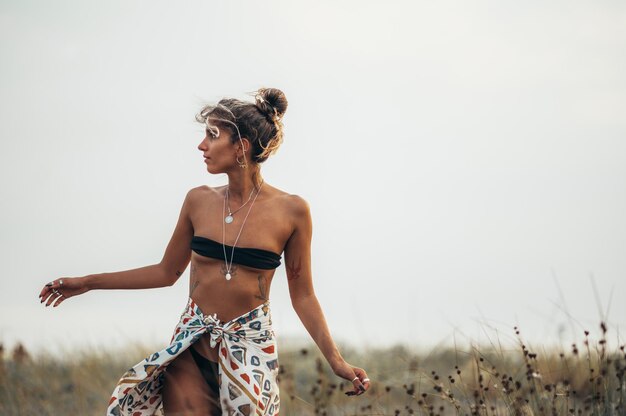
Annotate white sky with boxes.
[1,0,625,358]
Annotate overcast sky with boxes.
[1,0,625,358]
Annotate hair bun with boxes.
[255,87,288,120]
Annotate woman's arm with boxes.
[283,195,370,396]
[39,188,195,307]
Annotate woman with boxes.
[38,87,370,416]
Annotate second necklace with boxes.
[221,181,264,281]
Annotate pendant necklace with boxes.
[221,180,264,280]
[224,186,256,224]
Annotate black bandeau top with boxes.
[190,235,282,270]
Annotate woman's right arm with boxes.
[39,188,196,307]
[82,263,172,291]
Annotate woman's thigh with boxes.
[161,346,221,416]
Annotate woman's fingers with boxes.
[44,290,61,307]
[351,367,370,395]
[345,376,366,396]
[52,293,66,307]
[39,282,53,303]
[42,291,54,306]
[340,364,370,396]
[39,277,74,307]
[354,367,371,392]
[39,279,67,307]
[39,281,54,301]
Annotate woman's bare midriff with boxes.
[186,184,293,362]
[188,252,276,362]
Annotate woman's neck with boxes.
[226,166,263,203]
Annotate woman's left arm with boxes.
[283,195,370,396]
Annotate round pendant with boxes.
[225,272,232,281]
[224,215,234,224]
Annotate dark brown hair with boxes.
[195,87,288,163]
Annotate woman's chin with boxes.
[205,165,224,175]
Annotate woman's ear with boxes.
[238,138,252,155]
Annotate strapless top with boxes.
[190,235,282,270]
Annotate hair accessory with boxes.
[197,94,285,164]
[255,93,279,119]
[206,124,220,138]
[221,181,264,280]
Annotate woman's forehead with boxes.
[205,117,240,141]
[207,113,237,127]
[206,115,223,126]
[205,117,229,132]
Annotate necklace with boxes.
[224,186,256,224]
[221,181,264,280]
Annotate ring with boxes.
[351,376,358,382]
[59,279,63,286]
[363,378,370,382]
[52,289,59,294]
[46,282,53,287]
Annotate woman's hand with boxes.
[332,360,371,396]
[39,277,89,307]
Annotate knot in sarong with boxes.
[203,312,226,348]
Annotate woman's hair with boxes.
[195,87,288,163]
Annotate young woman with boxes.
[39,87,370,415]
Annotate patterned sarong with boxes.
[106,297,281,415]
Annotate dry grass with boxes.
[1,323,624,416]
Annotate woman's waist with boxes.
[192,284,270,315]
[181,295,273,330]
[172,297,274,347]
[191,271,272,309]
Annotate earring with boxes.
[236,154,247,168]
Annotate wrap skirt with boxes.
[106,297,281,415]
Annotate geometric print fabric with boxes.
[106,297,281,415]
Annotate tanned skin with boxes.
[189,264,199,296]
[255,275,269,302]
[38,123,370,415]
[286,258,302,281]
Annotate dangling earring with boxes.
[236,154,247,168]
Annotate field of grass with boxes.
[1,322,624,415]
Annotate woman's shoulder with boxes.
[178,185,224,210]
[269,187,310,217]
[187,184,225,198]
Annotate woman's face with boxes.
[197,118,239,174]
